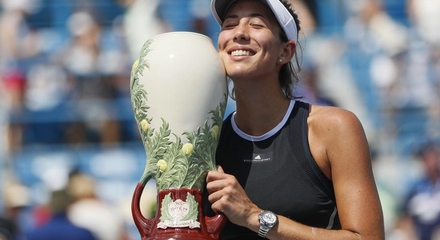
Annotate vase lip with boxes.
[158,188,203,194]
[151,31,212,41]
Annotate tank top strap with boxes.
[287,101,336,202]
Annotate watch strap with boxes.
[258,227,270,238]
[258,210,277,238]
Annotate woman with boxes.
[205,0,385,239]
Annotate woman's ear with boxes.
[279,40,296,63]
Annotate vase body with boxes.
[130,32,227,239]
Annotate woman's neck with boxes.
[233,91,291,136]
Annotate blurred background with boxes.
[0,0,439,239]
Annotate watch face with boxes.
[262,211,277,225]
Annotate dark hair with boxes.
[278,0,302,99]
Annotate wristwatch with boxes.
[258,210,278,238]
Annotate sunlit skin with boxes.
[207,0,385,239]
[217,0,295,135]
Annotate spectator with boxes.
[398,140,440,240]
[67,172,129,240]
[0,216,15,240]
[60,10,124,144]
[26,189,97,240]
[189,0,211,34]
[407,0,440,139]
[1,182,30,240]
[2,69,27,152]
[0,0,42,68]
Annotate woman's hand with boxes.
[206,166,261,228]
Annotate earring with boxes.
[278,59,283,63]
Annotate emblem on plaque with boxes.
[157,192,200,229]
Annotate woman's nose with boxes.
[233,23,250,42]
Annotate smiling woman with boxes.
[205,0,385,239]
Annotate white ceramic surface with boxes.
[134,32,227,138]
[130,31,227,190]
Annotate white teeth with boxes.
[231,50,251,56]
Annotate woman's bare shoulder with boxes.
[308,104,363,132]
[306,104,371,181]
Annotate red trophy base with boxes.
[132,183,225,240]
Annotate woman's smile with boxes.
[230,49,252,57]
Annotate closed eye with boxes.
[222,15,239,29]
[222,23,238,30]
[250,22,265,28]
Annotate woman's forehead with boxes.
[224,0,276,21]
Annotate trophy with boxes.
[130,32,227,240]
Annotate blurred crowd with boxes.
[0,0,440,239]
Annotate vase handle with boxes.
[131,175,155,238]
[205,213,227,239]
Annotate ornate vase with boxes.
[130,32,227,240]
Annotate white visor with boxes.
[211,0,298,43]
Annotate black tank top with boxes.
[214,100,341,239]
